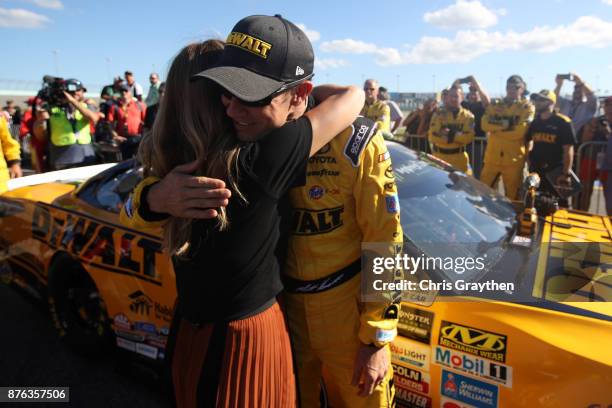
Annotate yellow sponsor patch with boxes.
[226,31,272,59]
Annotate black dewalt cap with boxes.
[194,14,314,102]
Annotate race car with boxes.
[0,142,610,407]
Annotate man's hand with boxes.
[147,160,231,219]
[556,174,571,187]
[9,163,22,179]
[351,344,389,397]
[572,73,583,85]
[555,74,565,87]
[63,91,79,107]
[113,134,127,143]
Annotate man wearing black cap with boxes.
[480,75,535,199]
[123,14,397,407]
[526,89,576,206]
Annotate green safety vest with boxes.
[49,105,92,147]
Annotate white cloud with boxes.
[0,7,49,28]
[296,23,320,42]
[423,0,503,30]
[25,0,63,9]
[602,0,612,5]
[315,58,349,70]
[320,39,402,66]
[321,16,612,65]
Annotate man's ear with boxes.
[295,81,313,98]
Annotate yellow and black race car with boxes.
[0,143,610,407]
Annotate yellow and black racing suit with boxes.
[480,98,535,199]
[0,117,21,194]
[360,100,391,133]
[428,107,475,174]
[284,116,403,408]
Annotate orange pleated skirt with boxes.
[172,302,296,408]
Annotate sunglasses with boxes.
[221,75,313,108]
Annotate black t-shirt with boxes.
[461,101,485,137]
[173,117,313,323]
[526,112,576,171]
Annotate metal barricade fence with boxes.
[574,141,608,214]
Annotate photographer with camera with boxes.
[107,84,146,159]
[32,78,98,171]
[526,90,576,208]
[585,96,612,213]
[428,84,475,173]
[554,73,597,137]
[455,75,490,178]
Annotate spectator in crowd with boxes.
[526,90,576,207]
[480,75,535,200]
[554,73,597,138]
[401,99,437,152]
[112,76,125,94]
[378,86,403,133]
[457,76,490,178]
[32,79,98,170]
[428,85,475,174]
[1,100,15,122]
[583,96,612,212]
[145,72,161,107]
[124,70,144,102]
[20,97,47,173]
[108,84,146,159]
[361,79,391,133]
[143,82,165,133]
[0,113,22,194]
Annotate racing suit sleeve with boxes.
[119,177,169,230]
[353,131,403,347]
[427,112,444,143]
[0,117,20,165]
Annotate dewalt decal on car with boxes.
[31,203,163,285]
[438,321,507,363]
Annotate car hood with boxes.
[6,164,117,192]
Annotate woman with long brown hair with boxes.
[122,15,364,408]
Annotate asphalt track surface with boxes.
[0,283,174,408]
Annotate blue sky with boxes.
[2,0,612,96]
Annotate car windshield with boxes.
[77,160,143,213]
[388,143,516,281]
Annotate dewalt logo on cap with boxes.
[226,32,272,59]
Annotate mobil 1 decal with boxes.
[438,321,507,363]
[397,305,434,344]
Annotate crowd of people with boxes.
[363,74,611,212]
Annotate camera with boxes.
[458,77,471,85]
[558,73,573,81]
[37,75,70,108]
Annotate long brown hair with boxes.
[138,40,244,256]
